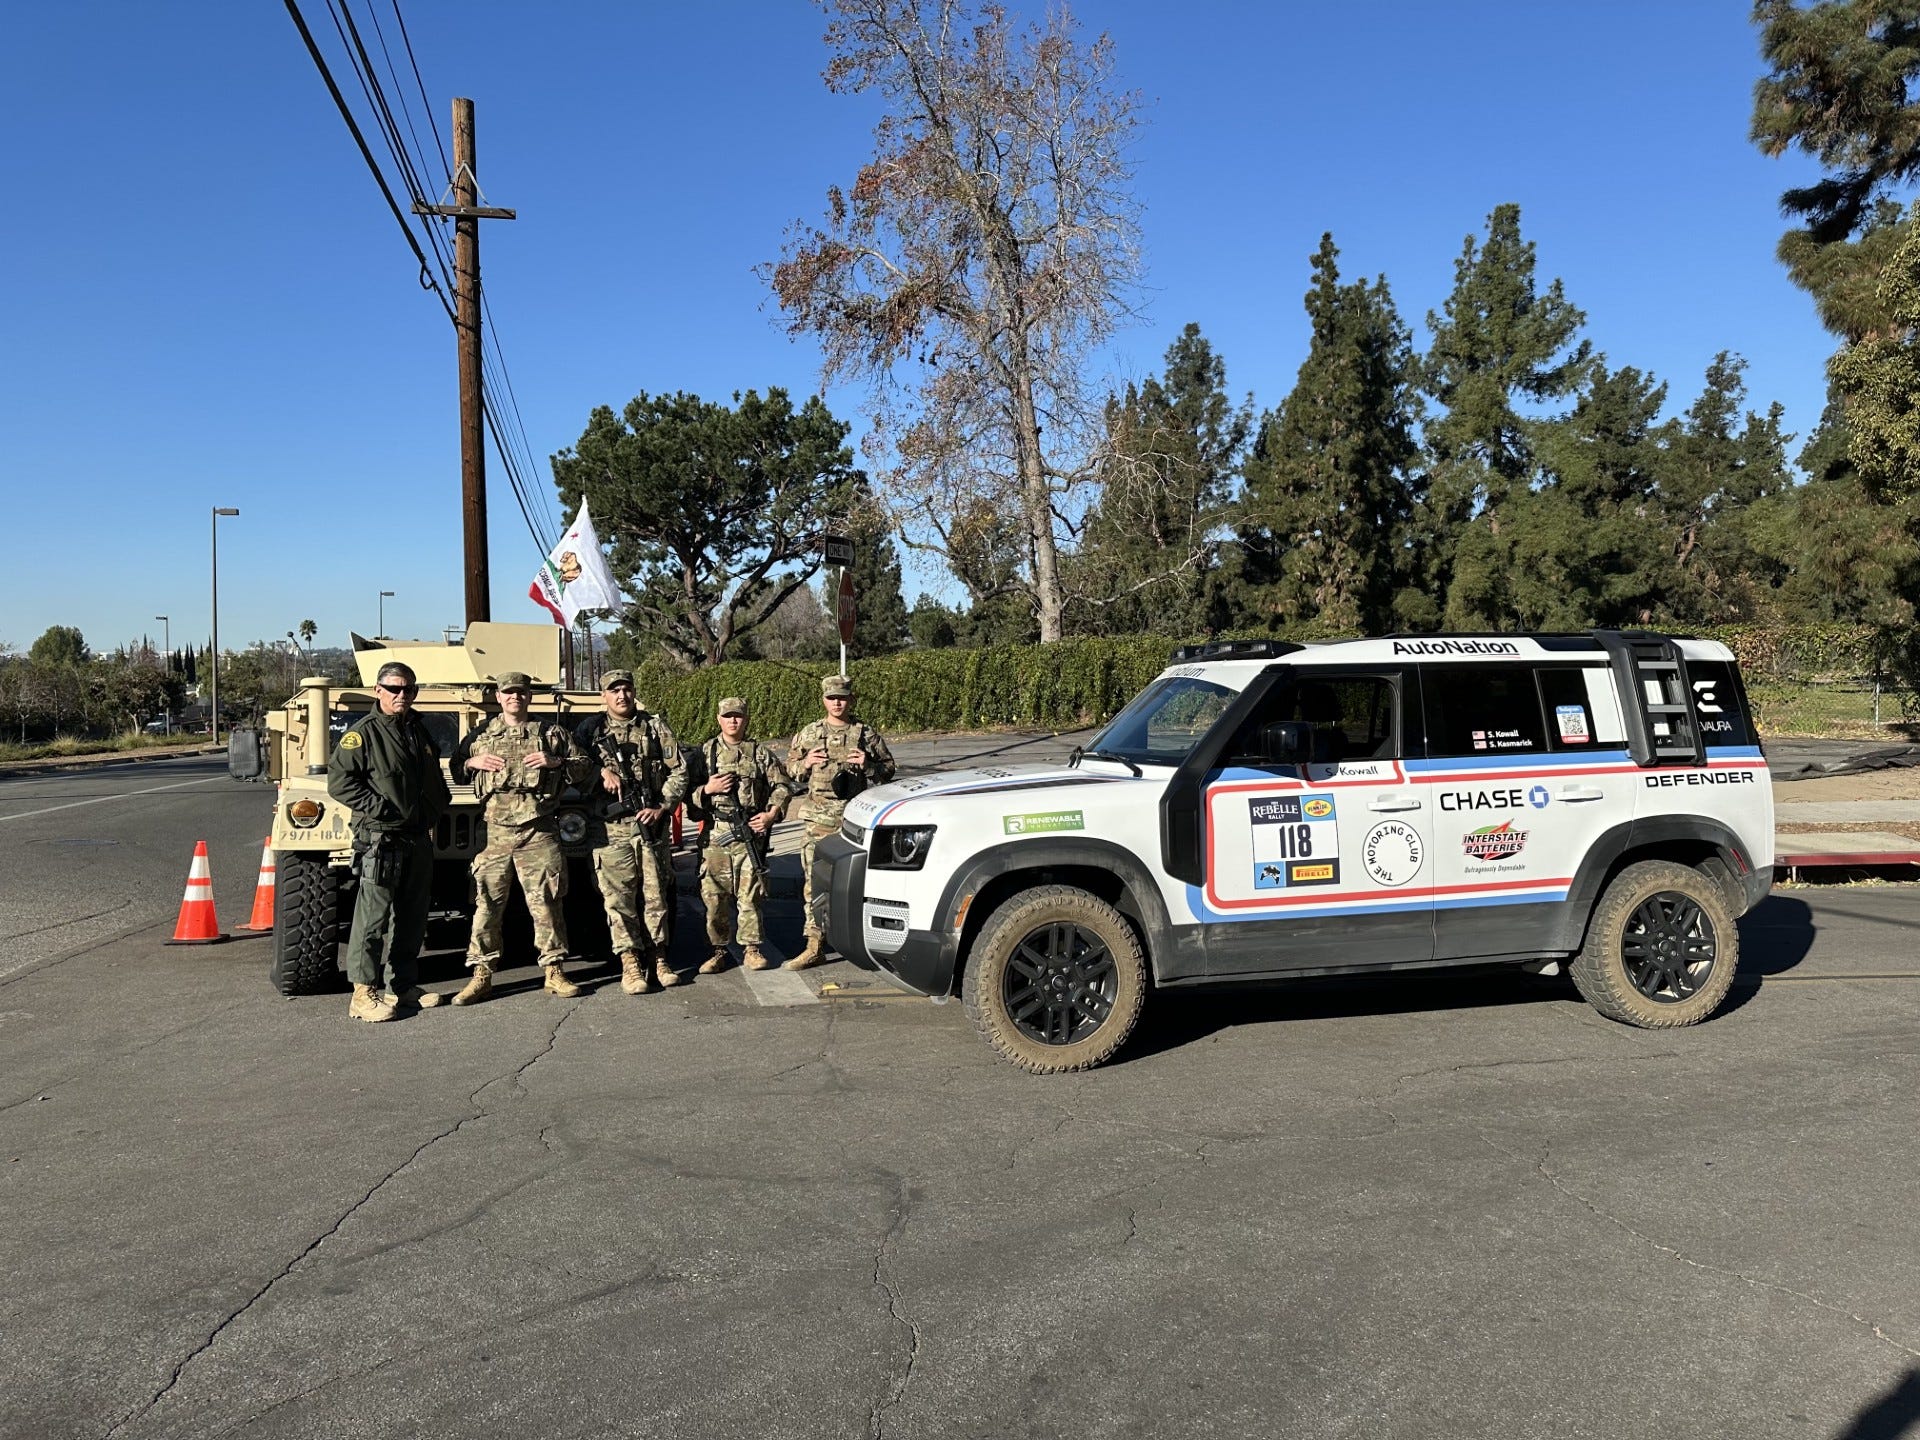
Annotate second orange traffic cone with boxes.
[234,838,275,936]
[165,841,229,946]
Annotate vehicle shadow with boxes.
[1832,1367,1920,1440]
[1125,966,1571,1063]
[1124,893,1819,1061]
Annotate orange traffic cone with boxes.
[234,838,276,936]
[165,841,229,946]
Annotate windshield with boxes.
[1083,676,1237,767]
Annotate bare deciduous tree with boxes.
[768,0,1143,642]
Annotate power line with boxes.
[283,0,452,321]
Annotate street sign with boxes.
[824,533,855,567]
[837,568,856,646]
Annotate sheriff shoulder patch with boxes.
[338,731,362,750]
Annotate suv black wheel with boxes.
[962,885,1147,1074]
[1570,859,1736,1028]
[269,850,344,996]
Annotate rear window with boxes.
[1687,660,1755,747]
[1421,665,1546,758]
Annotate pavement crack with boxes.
[868,1171,922,1440]
[101,1011,584,1439]
[1476,1129,1920,1360]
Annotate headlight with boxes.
[556,809,590,846]
[842,821,868,845]
[870,824,935,871]
[286,797,325,829]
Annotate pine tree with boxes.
[847,520,910,655]
[1070,323,1250,637]
[1239,237,1424,637]
[1421,204,1593,627]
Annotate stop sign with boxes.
[836,568,856,645]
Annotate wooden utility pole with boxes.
[413,97,514,625]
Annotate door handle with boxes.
[1559,786,1605,802]
[1367,796,1422,812]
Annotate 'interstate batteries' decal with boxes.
[1004,810,1085,835]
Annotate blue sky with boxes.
[0,1,1832,658]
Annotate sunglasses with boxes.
[499,688,531,697]
[377,682,418,695]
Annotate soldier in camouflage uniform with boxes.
[687,696,793,974]
[785,674,895,969]
[327,660,451,1023]
[574,669,689,995]
[449,671,592,1004]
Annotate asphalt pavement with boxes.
[1,746,1918,1439]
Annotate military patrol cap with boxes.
[600,669,635,691]
[494,671,534,693]
[717,696,749,717]
[822,674,854,699]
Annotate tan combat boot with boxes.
[743,945,773,971]
[619,952,650,995]
[387,986,445,1010]
[699,947,732,975]
[784,933,828,971]
[451,965,493,1006]
[544,963,582,998]
[654,956,684,988]
[349,983,397,1023]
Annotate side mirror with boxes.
[227,726,266,781]
[1259,720,1310,766]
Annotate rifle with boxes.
[720,792,768,881]
[601,737,658,823]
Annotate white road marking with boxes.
[0,777,226,823]
[740,968,820,1006]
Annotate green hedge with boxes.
[630,634,1177,743]
[626,623,1913,744]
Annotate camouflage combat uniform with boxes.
[787,715,895,942]
[687,731,792,958]
[327,708,450,996]
[575,707,689,973]
[454,713,591,974]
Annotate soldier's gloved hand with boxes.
[705,773,735,796]
[638,806,664,825]
[467,754,508,774]
[748,808,775,834]
[600,766,624,795]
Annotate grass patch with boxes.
[1748,681,1920,740]
[0,733,212,765]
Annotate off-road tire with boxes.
[962,885,1148,1074]
[1570,860,1737,1028]
[270,850,343,996]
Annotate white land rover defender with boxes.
[815,631,1772,1073]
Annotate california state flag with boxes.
[530,498,624,625]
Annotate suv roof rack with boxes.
[1169,639,1305,663]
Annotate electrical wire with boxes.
[293,0,560,563]
[283,0,453,322]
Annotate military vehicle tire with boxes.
[962,885,1147,1074]
[271,850,343,995]
[1569,860,1736,1028]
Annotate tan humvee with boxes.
[231,622,612,994]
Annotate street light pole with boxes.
[379,590,394,638]
[155,615,170,735]
[211,507,239,744]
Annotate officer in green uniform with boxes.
[449,671,592,1004]
[785,674,895,969]
[326,660,451,1023]
[687,696,792,973]
[574,669,689,994]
